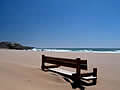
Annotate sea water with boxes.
[32,48,120,53]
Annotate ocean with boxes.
[31,48,120,53]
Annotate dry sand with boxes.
[0,49,120,90]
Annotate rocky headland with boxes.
[0,41,34,50]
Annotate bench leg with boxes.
[93,68,97,84]
[41,55,45,71]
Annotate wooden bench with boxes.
[41,55,97,84]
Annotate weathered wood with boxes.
[93,68,97,84]
[41,55,45,70]
[81,76,97,80]
[43,55,87,70]
[81,72,94,77]
[44,59,87,69]
[41,55,97,84]
[76,58,81,76]
[48,68,75,76]
[93,68,97,77]
[45,56,87,64]
[44,65,60,69]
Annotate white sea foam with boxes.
[31,48,120,53]
[76,50,94,53]
[43,49,71,52]
[32,48,38,51]
[79,50,120,53]
[75,50,120,53]
[31,48,42,51]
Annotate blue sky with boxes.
[0,0,120,48]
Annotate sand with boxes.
[0,49,120,90]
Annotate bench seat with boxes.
[48,68,97,80]
[48,68,75,76]
[81,76,97,80]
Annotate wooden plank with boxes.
[42,55,88,70]
[48,68,75,76]
[81,72,94,77]
[45,60,87,70]
[44,56,87,64]
[44,65,60,69]
[81,76,97,80]
[76,58,81,76]
[45,60,76,68]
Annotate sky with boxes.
[0,0,120,48]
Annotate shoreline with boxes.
[32,48,120,53]
[1,48,120,54]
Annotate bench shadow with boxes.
[47,69,96,90]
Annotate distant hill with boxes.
[0,42,34,50]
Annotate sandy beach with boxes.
[0,49,120,90]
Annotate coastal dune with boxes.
[0,49,120,90]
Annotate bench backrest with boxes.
[42,55,87,70]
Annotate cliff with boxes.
[0,42,34,50]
